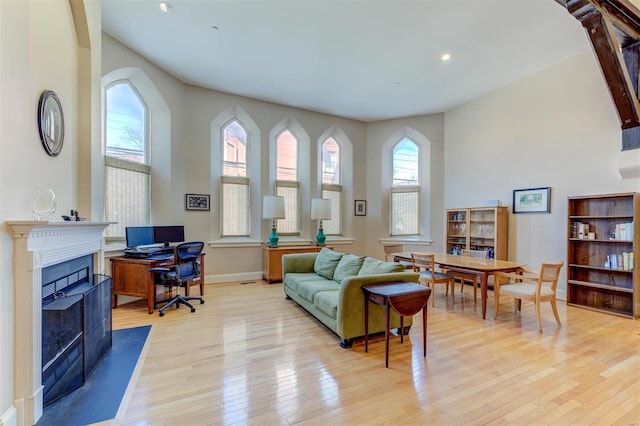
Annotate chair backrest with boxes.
[383,244,403,261]
[462,249,486,258]
[539,262,563,291]
[410,252,435,272]
[174,241,204,281]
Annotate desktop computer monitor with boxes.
[125,226,154,248]
[153,225,185,247]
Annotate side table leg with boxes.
[364,294,369,353]
[422,304,427,357]
[385,303,390,368]
[400,316,404,344]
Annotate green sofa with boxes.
[282,248,419,348]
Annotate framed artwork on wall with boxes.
[512,187,551,213]
[355,200,367,216]
[185,193,210,211]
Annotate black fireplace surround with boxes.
[41,254,112,406]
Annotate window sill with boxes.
[208,237,262,248]
[379,238,433,245]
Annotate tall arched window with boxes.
[221,120,249,236]
[391,137,420,235]
[104,81,150,240]
[276,129,300,234]
[321,137,341,235]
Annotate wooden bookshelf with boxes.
[566,192,639,318]
[445,206,508,260]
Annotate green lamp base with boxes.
[315,228,326,246]
[268,227,280,247]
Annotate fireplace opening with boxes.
[41,255,112,406]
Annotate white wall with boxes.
[444,51,640,299]
[0,1,101,424]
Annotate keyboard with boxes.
[124,246,173,258]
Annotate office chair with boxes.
[150,241,205,317]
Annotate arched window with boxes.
[104,81,150,240]
[321,137,341,235]
[391,137,420,235]
[221,120,249,236]
[276,129,300,234]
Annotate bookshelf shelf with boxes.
[567,193,639,318]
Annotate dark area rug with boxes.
[37,325,151,426]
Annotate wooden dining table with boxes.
[391,252,527,319]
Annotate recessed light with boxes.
[158,2,174,13]
[440,52,453,62]
[211,25,220,31]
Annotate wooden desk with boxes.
[263,245,331,283]
[392,252,526,319]
[110,253,205,314]
[363,282,431,368]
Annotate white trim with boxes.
[379,238,434,245]
[208,237,262,248]
[0,405,17,426]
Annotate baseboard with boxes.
[205,271,264,284]
[0,405,17,426]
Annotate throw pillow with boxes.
[357,257,405,276]
[313,248,343,280]
[333,253,365,283]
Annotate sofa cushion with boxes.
[284,272,327,292]
[313,248,343,280]
[358,257,405,276]
[296,279,340,303]
[333,253,365,283]
[313,290,339,318]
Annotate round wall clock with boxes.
[37,90,65,157]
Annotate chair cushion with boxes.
[333,254,365,283]
[500,283,554,298]
[313,290,339,318]
[296,280,340,303]
[419,270,452,281]
[314,248,343,280]
[358,257,405,276]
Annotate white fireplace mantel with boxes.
[7,221,113,426]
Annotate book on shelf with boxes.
[614,222,634,240]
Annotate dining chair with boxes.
[383,243,412,268]
[411,252,455,307]
[493,262,564,332]
[453,249,486,303]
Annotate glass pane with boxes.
[391,190,419,235]
[321,188,341,235]
[276,130,298,181]
[106,82,146,164]
[105,165,150,238]
[223,120,247,177]
[322,137,340,184]
[222,179,250,236]
[276,184,299,234]
[393,138,419,186]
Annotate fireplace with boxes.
[7,221,112,426]
[41,253,112,406]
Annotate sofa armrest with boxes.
[336,271,419,338]
[282,252,318,275]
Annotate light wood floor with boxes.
[99,281,640,425]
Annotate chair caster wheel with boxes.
[200,300,205,304]
[190,308,196,313]
[159,312,165,317]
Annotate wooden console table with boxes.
[110,253,205,314]
[263,245,331,283]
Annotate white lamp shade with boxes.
[263,195,285,219]
[311,198,332,220]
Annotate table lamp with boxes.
[263,195,285,247]
[311,198,332,246]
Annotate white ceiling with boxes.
[101,0,592,122]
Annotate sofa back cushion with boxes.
[333,253,365,283]
[314,248,343,280]
[357,257,405,276]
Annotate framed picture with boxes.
[355,200,367,216]
[512,187,551,214]
[185,193,210,211]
